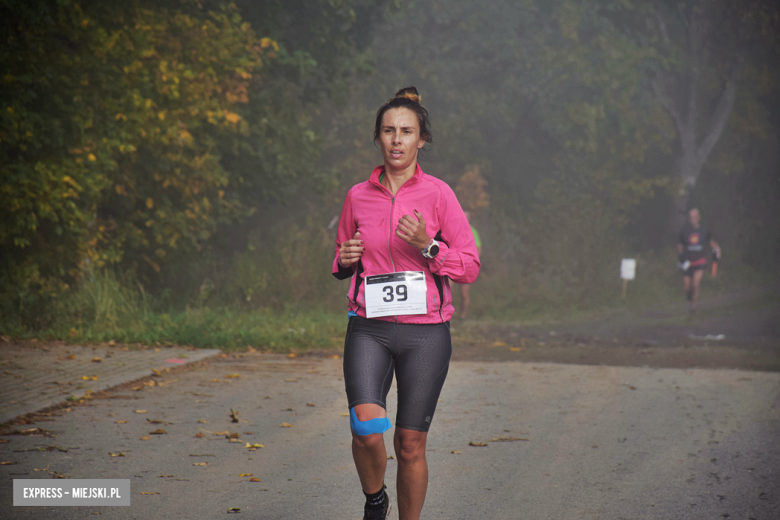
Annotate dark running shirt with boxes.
[679,223,712,266]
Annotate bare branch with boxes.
[697,67,740,164]
[653,11,670,45]
[651,74,683,135]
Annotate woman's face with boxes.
[378,107,426,173]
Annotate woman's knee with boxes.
[352,431,385,451]
[394,429,427,464]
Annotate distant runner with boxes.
[677,208,720,313]
[458,211,482,320]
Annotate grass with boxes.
[1,270,349,352]
[7,308,348,352]
[1,259,773,352]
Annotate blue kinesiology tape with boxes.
[350,407,392,436]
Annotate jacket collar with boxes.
[369,163,425,189]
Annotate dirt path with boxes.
[450,285,780,372]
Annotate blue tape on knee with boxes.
[350,407,392,436]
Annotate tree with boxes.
[644,0,780,233]
[0,0,304,314]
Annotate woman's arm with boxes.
[427,189,480,284]
[332,190,364,279]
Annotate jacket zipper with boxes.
[388,195,398,323]
[388,196,396,273]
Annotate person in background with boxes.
[458,211,482,320]
[677,208,720,313]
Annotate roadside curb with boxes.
[0,346,222,425]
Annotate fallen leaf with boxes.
[469,441,488,447]
[451,451,462,454]
[229,438,242,443]
[159,475,174,478]
[284,378,298,383]
[108,452,125,457]
[249,477,261,482]
[198,419,208,424]
[287,353,296,358]
[339,413,350,417]
[149,429,167,435]
[151,369,161,376]
[625,384,637,390]
[146,419,166,424]
[139,436,151,441]
[489,437,529,442]
[91,357,103,363]
[134,409,147,414]
[115,420,129,424]
[81,375,98,381]
[331,354,339,359]
[509,347,522,352]
[212,379,221,383]
[225,432,240,439]
[306,403,315,407]
[387,455,395,460]
[243,431,254,435]
[280,422,294,428]
[1,461,19,465]
[225,374,241,379]
[227,508,240,513]
[194,432,204,438]
[238,473,253,477]
[230,409,240,423]
[193,462,209,466]
[66,354,76,360]
[492,340,506,347]
[245,442,264,449]
[0,440,9,444]
[139,492,159,495]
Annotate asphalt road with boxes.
[2,353,779,519]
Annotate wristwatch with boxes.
[421,238,440,259]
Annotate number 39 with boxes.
[382,284,408,303]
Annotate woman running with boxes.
[332,87,480,520]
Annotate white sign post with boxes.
[620,259,636,299]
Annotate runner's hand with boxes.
[396,210,430,250]
[339,231,364,267]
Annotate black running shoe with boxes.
[363,490,391,520]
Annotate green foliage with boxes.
[0,265,346,351]
[0,0,322,324]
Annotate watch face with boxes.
[429,244,440,257]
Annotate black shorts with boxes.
[683,263,706,276]
[343,317,451,432]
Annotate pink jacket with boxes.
[332,164,480,323]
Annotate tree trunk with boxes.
[651,3,741,239]
[658,71,739,238]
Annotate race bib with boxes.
[364,271,427,318]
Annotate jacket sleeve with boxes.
[332,189,356,280]
[426,184,480,284]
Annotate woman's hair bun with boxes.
[394,86,421,104]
